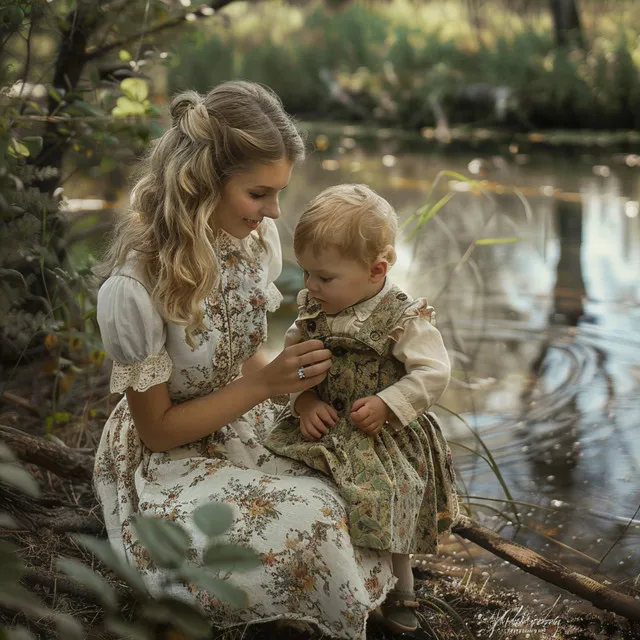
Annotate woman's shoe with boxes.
[380,589,419,633]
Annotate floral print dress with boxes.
[265,283,459,555]
[93,218,395,640]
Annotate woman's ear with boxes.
[369,259,388,283]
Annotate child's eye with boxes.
[320,277,333,283]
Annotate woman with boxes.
[94,81,396,639]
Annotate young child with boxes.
[265,184,459,633]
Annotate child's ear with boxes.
[369,259,388,283]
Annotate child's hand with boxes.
[296,392,338,441]
[350,396,390,436]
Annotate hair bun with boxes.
[170,90,205,126]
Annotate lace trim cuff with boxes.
[110,348,173,394]
[266,282,284,312]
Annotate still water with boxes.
[264,137,640,595]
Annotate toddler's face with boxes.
[297,247,384,315]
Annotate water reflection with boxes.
[268,147,640,584]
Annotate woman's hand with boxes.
[295,391,338,441]
[350,396,391,436]
[258,339,332,398]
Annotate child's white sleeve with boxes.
[376,303,450,430]
[283,322,305,417]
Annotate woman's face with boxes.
[215,158,293,239]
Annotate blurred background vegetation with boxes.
[1,1,640,637]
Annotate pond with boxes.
[261,133,640,597]
[73,129,640,604]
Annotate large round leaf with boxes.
[176,566,248,608]
[192,502,233,537]
[132,516,191,569]
[203,543,262,572]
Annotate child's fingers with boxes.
[351,398,367,412]
[350,406,370,423]
[319,406,337,427]
[326,404,339,423]
[310,414,330,435]
[301,420,324,440]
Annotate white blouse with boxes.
[287,278,451,430]
[97,217,283,397]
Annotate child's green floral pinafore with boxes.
[265,286,459,555]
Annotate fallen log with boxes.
[0,424,94,483]
[0,484,103,535]
[453,515,640,622]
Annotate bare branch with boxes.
[84,0,238,62]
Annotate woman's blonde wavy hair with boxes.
[96,81,305,345]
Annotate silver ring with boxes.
[298,366,306,380]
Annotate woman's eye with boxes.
[249,193,265,199]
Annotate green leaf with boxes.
[56,557,118,610]
[73,535,148,596]
[0,584,49,618]
[89,67,100,86]
[112,97,146,118]
[105,617,154,640]
[53,613,84,640]
[0,464,40,498]
[475,237,520,245]
[176,566,248,608]
[133,516,191,569]
[0,442,17,463]
[119,50,132,62]
[120,78,148,102]
[193,502,233,537]
[99,157,117,174]
[8,140,29,159]
[202,543,261,573]
[4,625,37,640]
[0,513,18,528]
[48,88,63,104]
[142,597,212,639]
[22,137,43,157]
[0,268,28,288]
[0,541,24,581]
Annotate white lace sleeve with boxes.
[266,282,284,312]
[110,349,173,393]
[97,273,172,394]
[262,217,284,312]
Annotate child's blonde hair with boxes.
[97,81,305,345]
[294,184,397,267]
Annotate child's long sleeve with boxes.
[376,303,451,430]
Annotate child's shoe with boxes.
[380,589,419,633]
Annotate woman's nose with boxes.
[262,198,280,220]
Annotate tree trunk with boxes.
[549,0,585,48]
